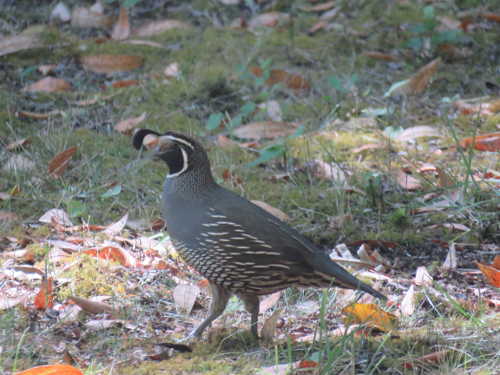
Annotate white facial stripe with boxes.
[166,146,189,178]
[166,135,194,150]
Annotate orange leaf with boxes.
[84,246,130,267]
[342,303,397,331]
[363,51,398,62]
[406,58,441,94]
[460,132,500,152]
[297,360,318,368]
[15,364,83,375]
[476,261,500,288]
[111,79,139,88]
[481,13,500,23]
[114,112,147,135]
[493,255,500,269]
[48,146,77,178]
[80,54,143,73]
[34,277,54,310]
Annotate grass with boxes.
[1,0,499,374]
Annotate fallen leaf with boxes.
[404,350,449,369]
[395,126,441,142]
[386,58,441,96]
[251,200,289,222]
[441,243,457,271]
[111,7,130,40]
[297,360,318,369]
[173,284,200,314]
[34,277,54,310]
[400,285,415,316]
[6,138,30,151]
[39,208,73,226]
[80,54,143,74]
[103,213,128,236]
[363,51,398,62]
[16,110,63,119]
[23,77,71,93]
[133,19,192,37]
[301,1,336,12]
[342,303,397,331]
[15,364,83,375]
[0,31,41,57]
[69,296,116,314]
[481,13,500,23]
[114,113,147,134]
[250,67,310,92]
[248,12,290,29]
[71,6,113,28]
[414,266,433,286]
[110,79,139,88]
[259,291,282,313]
[477,257,500,288]
[396,169,421,190]
[459,132,500,152]
[233,121,299,140]
[84,246,134,267]
[453,98,500,116]
[48,146,77,178]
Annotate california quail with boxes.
[133,129,386,338]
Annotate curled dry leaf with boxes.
[133,19,192,37]
[248,12,290,29]
[80,55,143,74]
[114,112,147,135]
[48,146,77,178]
[414,266,433,286]
[23,77,71,93]
[71,6,113,28]
[39,208,73,226]
[111,7,130,40]
[233,121,298,140]
[173,284,200,314]
[251,200,290,222]
[250,66,310,92]
[15,364,83,375]
[459,132,500,152]
[441,243,457,270]
[476,255,500,288]
[400,285,415,316]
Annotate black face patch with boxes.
[160,143,187,176]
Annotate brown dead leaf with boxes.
[233,121,298,140]
[251,200,289,222]
[111,79,139,88]
[23,77,71,93]
[80,55,143,74]
[363,51,398,62]
[173,284,200,314]
[250,67,310,92]
[133,19,192,37]
[111,7,130,40]
[71,6,113,28]
[406,58,441,94]
[261,308,281,343]
[48,146,77,178]
[114,113,147,135]
[481,13,500,23]
[396,169,421,190]
[342,303,397,331]
[308,20,328,35]
[16,110,63,119]
[248,12,290,29]
[460,132,500,152]
[69,296,116,314]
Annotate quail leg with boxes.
[238,293,260,338]
[189,282,231,338]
